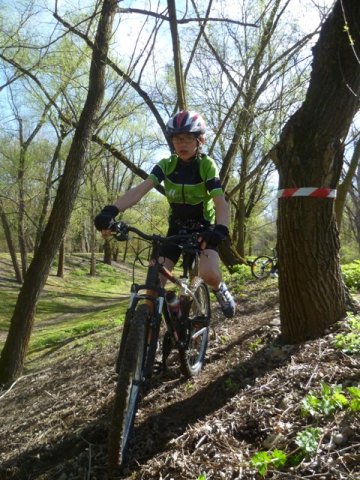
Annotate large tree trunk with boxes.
[0,0,118,385]
[275,0,360,342]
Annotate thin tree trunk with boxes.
[0,201,23,284]
[35,135,64,252]
[103,240,112,265]
[57,240,65,278]
[168,0,187,110]
[17,144,27,276]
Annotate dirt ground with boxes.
[0,282,359,480]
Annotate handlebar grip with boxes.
[111,221,129,241]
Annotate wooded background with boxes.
[1,0,360,382]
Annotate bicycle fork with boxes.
[127,288,164,379]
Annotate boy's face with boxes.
[171,134,199,161]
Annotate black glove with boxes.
[202,224,229,248]
[94,205,119,231]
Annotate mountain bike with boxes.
[107,221,211,475]
[250,248,278,280]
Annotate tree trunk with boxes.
[0,201,23,284]
[0,0,118,385]
[17,146,28,276]
[35,135,64,252]
[57,240,65,278]
[168,0,187,110]
[103,240,112,265]
[274,0,360,342]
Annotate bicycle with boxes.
[107,221,211,474]
[250,248,278,280]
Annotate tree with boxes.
[0,200,22,284]
[344,152,360,250]
[273,0,360,342]
[336,135,360,229]
[0,0,118,384]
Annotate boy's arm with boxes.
[113,178,154,212]
[213,195,229,227]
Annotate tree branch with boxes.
[118,8,258,27]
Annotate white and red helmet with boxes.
[166,110,206,136]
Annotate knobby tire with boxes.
[107,303,150,475]
[115,307,132,373]
[251,255,273,280]
[179,278,210,377]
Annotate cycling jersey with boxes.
[148,154,224,228]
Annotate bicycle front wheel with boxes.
[179,279,210,377]
[108,303,149,474]
[251,255,273,279]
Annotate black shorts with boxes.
[159,222,217,264]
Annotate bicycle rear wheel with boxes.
[179,279,210,377]
[251,255,273,279]
[108,303,149,474]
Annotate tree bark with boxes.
[0,0,118,384]
[0,201,23,284]
[168,0,187,110]
[274,0,360,342]
[57,241,65,278]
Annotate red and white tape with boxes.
[277,188,336,199]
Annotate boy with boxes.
[94,110,236,317]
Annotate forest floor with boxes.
[0,274,359,480]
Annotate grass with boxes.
[0,253,144,368]
[2,254,360,371]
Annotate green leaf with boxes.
[295,428,321,455]
[250,451,271,476]
[271,449,287,468]
[347,386,360,411]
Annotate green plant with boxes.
[224,377,240,392]
[248,337,263,351]
[295,427,321,455]
[250,427,322,477]
[222,264,253,293]
[250,449,287,477]
[301,383,349,417]
[196,474,207,480]
[184,381,194,392]
[347,386,360,411]
[333,314,360,354]
[219,334,230,344]
[341,260,360,291]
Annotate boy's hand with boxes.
[94,205,119,231]
[199,224,229,249]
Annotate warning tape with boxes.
[277,188,336,199]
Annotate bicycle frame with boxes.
[107,223,212,473]
[113,222,206,375]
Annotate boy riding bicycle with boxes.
[94,110,236,318]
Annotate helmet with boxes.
[166,110,206,136]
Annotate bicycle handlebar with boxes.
[111,221,202,252]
